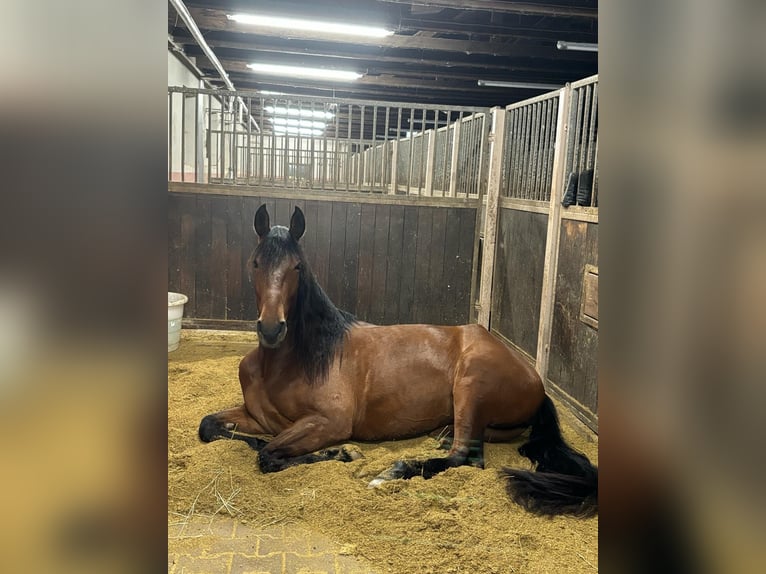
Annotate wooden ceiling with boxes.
[168,0,598,107]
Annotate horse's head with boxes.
[250,204,306,348]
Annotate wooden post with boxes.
[535,86,572,381]
[477,107,507,328]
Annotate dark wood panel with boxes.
[314,202,333,289]
[225,195,243,320]
[383,205,405,325]
[427,207,448,325]
[441,208,462,325]
[178,194,197,317]
[169,191,477,327]
[210,199,228,319]
[355,203,377,321]
[326,202,347,307]
[341,203,362,315]
[491,208,547,357]
[413,207,434,324]
[168,194,182,296]
[548,220,598,415]
[397,206,419,323]
[240,195,261,320]
[455,207,477,324]
[301,200,319,279]
[194,196,212,319]
[369,204,391,324]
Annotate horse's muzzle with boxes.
[257,319,287,348]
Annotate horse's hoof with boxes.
[198,414,223,443]
[367,460,408,488]
[340,444,364,461]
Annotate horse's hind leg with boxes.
[198,405,271,451]
[369,380,485,486]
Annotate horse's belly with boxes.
[352,378,454,441]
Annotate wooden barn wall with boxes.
[490,207,548,359]
[548,220,598,417]
[168,191,476,326]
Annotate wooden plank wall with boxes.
[490,208,548,359]
[168,191,476,325]
[548,220,598,417]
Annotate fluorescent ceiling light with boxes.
[477,80,562,90]
[247,63,362,82]
[264,106,334,120]
[556,41,598,52]
[272,125,324,137]
[228,14,393,38]
[270,117,326,130]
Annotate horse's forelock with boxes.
[256,226,302,269]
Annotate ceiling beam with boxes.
[186,7,595,60]
[379,0,597,19]
[181,43,594,83]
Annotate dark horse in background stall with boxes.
[198,205,597,517]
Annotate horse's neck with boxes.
[257,343,297,380]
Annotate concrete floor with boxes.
[169,514,379,574]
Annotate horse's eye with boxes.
[253,260,259,269]
[294,263,302,271]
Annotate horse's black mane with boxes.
[255,226,356,385]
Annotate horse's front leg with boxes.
[257,415,361,473]
[198,405,271,451]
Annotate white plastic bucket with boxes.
[168,292,188,352]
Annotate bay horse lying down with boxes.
[199,205,597,517]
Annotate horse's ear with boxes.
[254,204,270,239]
[289,206,306,241]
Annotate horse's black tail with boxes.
[500,395,597,517]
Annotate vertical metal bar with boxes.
[441,111,450,194]
[258,97,265,184]
[471,114,480,197]
[392,106,402,193]
[539,98,553,201]
[515,107,525,197]
[570,87,584,179]
[232,96,238,182]
[448,112,462,197]
[219,96,226,182]
[517,105,529,198]
[406,108,415,194]
[371,105,378,189]
[592,132,599,207]
[271,98,278,184]
[245,96,252,182]
[502,108,513,198]
[585,83,598,176]
[346,104,352,193]
[333,104,339,191]
[321,101,328,189]
[358,105,365,191]
[206,94,212,183]
[578,85,592,179]
[194,92,199,183]
[418,108,427,192]
[507,109,517,197]
[383,106,390,188]
[530,102,542,200]
[168,91,173,181]
[181,91,186,181]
